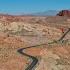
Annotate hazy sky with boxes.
[0,0,70,14]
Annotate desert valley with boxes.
[0,10,70,70]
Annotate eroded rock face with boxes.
[57,10,70,17]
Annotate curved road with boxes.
[17,45,39,70]
[17,28,70,70]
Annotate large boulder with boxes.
[57,10,70,17]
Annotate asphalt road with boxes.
[17,45,39,70]
[17,28,70,70]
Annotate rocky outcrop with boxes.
[57,10,70,17]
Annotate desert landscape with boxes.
[0,10,70,70]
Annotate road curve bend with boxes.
[17,47,38,70]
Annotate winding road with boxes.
[17,28,70,70]
[17,45,42,70]
[18,48,38,70]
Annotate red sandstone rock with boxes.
[57,10,70,17]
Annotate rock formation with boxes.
[57,10,70,17]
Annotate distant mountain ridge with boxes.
[30,10,59,16]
